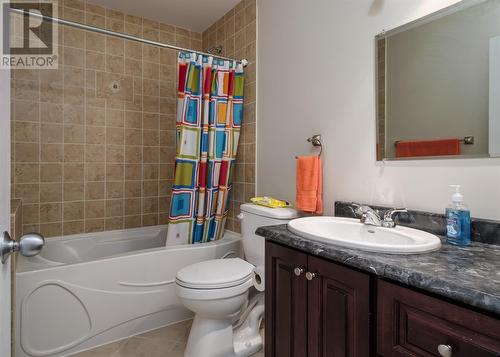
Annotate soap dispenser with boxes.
[445,185,471,246]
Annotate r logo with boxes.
[4,1,54,55]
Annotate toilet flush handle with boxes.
[237,213,245,220]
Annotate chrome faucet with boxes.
[356,205,382,226]
[354,204,408,228]
[382,208,408,228]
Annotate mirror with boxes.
[377,0,500,160]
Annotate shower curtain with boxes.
[166,52,245,245]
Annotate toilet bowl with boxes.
[176,203,298,357]
[176,258,256,357]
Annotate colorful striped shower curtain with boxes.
[166,53,245,245]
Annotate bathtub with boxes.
[15,225,242,357]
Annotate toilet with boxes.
[175,203,298,357]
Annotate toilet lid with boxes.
[176,258,255,289]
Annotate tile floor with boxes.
[71,319,265,357]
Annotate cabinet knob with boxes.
[294,267,304,276]
[438,344,452,357]
[306,272,317,280]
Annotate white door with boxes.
[0,6,12,356]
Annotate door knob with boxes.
[438,344,452,357]
[1,231,44,264]
[294,267,304,276]
[306,272,317,280]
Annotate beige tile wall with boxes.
[11,0,202,237]
[202,0,256,233]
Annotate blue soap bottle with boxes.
[445,185,470,246]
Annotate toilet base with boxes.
[184,293,264,357]
[184,315,236,357]
[233,293,264,357]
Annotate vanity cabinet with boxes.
[265,241,371,357]
[266,241,500,357]
[265,240,308,357]
[378,280,500,357]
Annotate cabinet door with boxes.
[378,280,500,357]
[265,242,308,357]
[307,255,371,357]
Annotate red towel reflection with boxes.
[395,139,461,158]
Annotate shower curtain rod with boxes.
[9,7,249,67]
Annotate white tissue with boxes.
[253,265,265,292]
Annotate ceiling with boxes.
[86,0,241,32]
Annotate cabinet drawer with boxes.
[377,280,500,357]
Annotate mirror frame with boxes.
[375,0,494,161]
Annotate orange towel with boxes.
[395,139,461,158]
[296,156,323,214]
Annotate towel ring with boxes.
[295,135,323,158]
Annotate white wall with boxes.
[257,0,500,220]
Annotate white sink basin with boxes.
[287,217,442,254]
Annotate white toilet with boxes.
[175,203,298,357]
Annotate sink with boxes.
[287,217,442,254]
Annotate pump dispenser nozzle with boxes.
[449,185,463,203]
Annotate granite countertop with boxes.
[256,224,500,316]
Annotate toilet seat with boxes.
[176,278,254,300]
[176,258,255,289]
[175,258,255,300]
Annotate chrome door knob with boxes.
[1,231,44,264]
[306,272,317,281]
[294,267,304,276]
[438,344,452,357]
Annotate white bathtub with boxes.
[15,225,242,357]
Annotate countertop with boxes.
[256,224,500,316]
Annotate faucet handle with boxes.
[384,208,408,220]
[358,205,378,215]
[354,205,370,218]
[350,203,362,216]
[382,208,408,228]
[356,205,382,226]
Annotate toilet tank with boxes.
[238,203,298,267]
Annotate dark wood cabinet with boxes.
[307,256,370,357]
[377,280,500,357]
[265,242,371,357]
[265,240,308,357]
[265,241,500,357]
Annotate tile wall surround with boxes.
[11,0,256,238]
[10,0,203,238]
[202,0,257,233]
